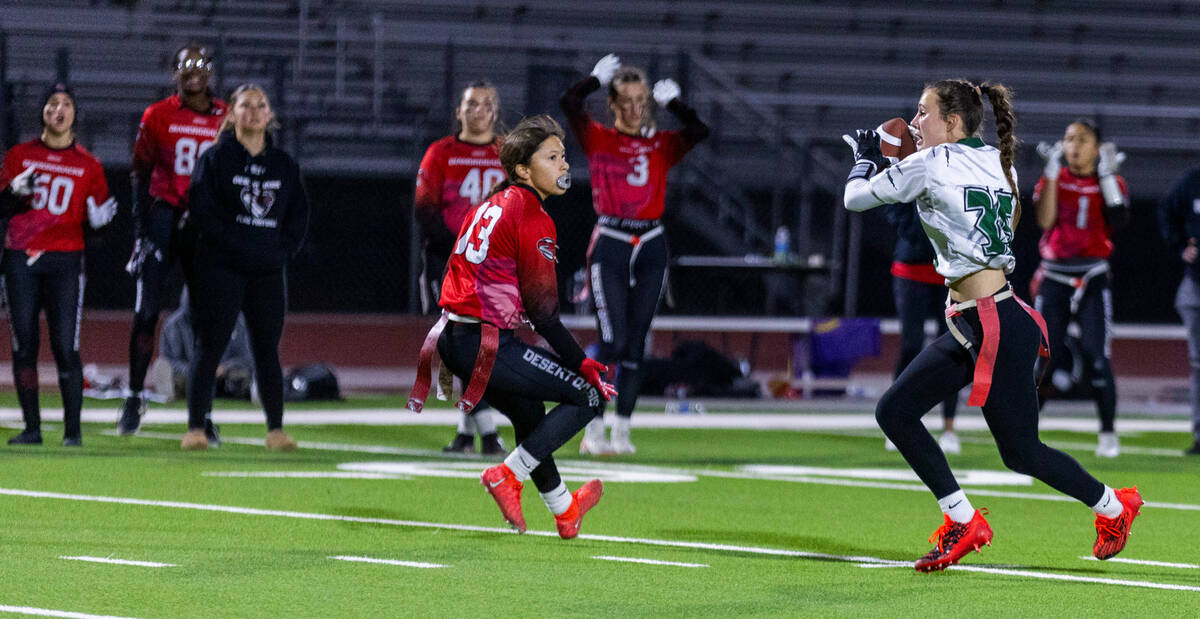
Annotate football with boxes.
[876,117,918,160]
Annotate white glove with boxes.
[652,78,681,107]
[8,166,38,197]
[87,196,117,228]
[591,54,620,87]
[1097,142,1126,177]
[1036,141,1062,180]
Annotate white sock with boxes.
[613,416,631,439]
[937,490,975,524]
[503,446,539,482]
[456,412,476,435]
[1092,486,1123,518]
[584,416,606,440]
[475,409,498,435]
[540,481,573,515]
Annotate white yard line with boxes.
[1080,557,1199,569]
[58,556,176,568]
[0,605,140,619]
[591,556,709,568]
[328,556,448,568]
[2,487,1197,594]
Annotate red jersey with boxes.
[1033,169,1128,260]
[439,184,560,330]
[0,139,110,252]
[574,119,691,220]
[132,94,227,210]
[415,135,504,247]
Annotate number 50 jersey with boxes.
[863,137,1018,285]
[439,183,560,330]
[0,139,112,251]
[132,93,227,210]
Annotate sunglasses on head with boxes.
[176,57,213,73]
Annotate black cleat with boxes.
[442,433,475,454]
[117,396,146,436]
[205,419,222,448]
[61,436,82,447]
[480,433,507,456]
[8,430,43,445]
[1185,440,1200,456]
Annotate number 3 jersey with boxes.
[132,93,227,210]
[0,139,112,251]
[854,137,1018,284]
[1032,169,1127,261]
[414,135,504,257]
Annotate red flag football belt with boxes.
[944,286,1049,407]
[407,313,499,414]
[1038,261,1109,314]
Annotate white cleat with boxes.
[610,433,637,455]
[939,431,961,455]
[1095,432,1120,458]
[580,435,617,455]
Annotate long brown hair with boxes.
[928,78,1020,219]
[218,83,281,134]
[485,114,564,199]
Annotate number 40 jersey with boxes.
[414,135,504,256]
[0,139,112,251]
[132,93,227,211]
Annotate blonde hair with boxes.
[219,83,281,134]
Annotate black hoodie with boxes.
[189,131,309,271]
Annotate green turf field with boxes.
[1,398,1197,617]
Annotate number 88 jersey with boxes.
[132,93,227,210]
[0,139,111,251]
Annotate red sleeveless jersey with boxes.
[576,119,690,220]
[439,184,559,329]
[1033,169,1127,260]
[0,139,111,252]
[132,94,227,209]
[415,135,504,236]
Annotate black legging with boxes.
[589,229,667,418]
[130,201,196,392]
[4,249,84,438]
[893,276,957,419]
[1036,272,1116,432]
[187,252,286,430]
[876,293,1105,506]
[438,322,604,493]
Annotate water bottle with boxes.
[773,226,790,262]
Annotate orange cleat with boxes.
[914,508,993,573]
[481,464,526,533]
[555,479,604,539]
[1093,486,1143,560]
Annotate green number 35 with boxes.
[964,186,1015,257]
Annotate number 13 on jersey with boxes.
[455,202,503,264]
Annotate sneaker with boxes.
[181,429,208,451]
[939,431,961,455]
[61,435,82,447]
[1186,441,1200,456]
[117,396,146,436]
[555,479,603,539]
[7,430,43,445]
[914,509,993,573]
[883,437,898,452]
[480,463,526,533]
[580,418,616,455]
[266,429,298,452]
[443,433,476,454]
[1095,432,1120,458]
[1093,486,1144,560]
[611,425,637,455]
[205,419,222,448]
[480,433,507,456]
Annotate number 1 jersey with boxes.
[0,139,111,251]
[1032,169,1127,261]
[132,94,227,210]
[415,135,504,255]
[439,184,560,330]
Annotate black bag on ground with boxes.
[284,363,341,401]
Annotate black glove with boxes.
[842,129,887,183]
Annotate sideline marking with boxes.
[592,556,709,568]
[1080,557,1199,569]
[328,556,448,568]
[0,605,140,618]
[3,487,1198,594]
[59,556,176,568]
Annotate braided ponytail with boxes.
[979,81,1021,226]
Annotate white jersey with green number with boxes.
[862,137,1018,284]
